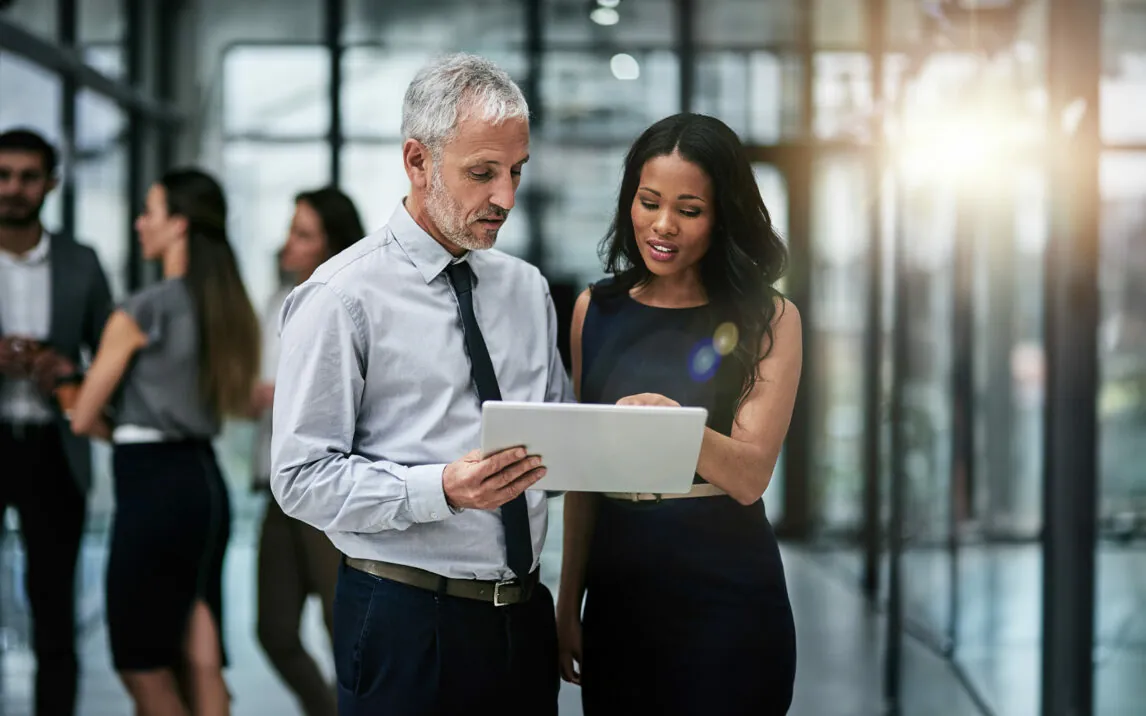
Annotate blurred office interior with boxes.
[1,0,1144,714]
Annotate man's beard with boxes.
[424,165,505,252]
[0,196,44,228]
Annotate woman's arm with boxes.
[556,288,598,684]
[698,299,802,504]
[70,310,148,439]
[617,299,803,505]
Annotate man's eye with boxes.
[470,171,491,180]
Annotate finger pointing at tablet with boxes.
[443,447,547,511]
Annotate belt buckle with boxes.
[493,580,516,607]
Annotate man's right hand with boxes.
[443,447,546,511]
[0,337,34,377]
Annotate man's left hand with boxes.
[616,393,681,408]
[30,351,77,396]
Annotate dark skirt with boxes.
[107,440,231,671]
[580,495,796,716]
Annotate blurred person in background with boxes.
[250,187,365,716]
[556,113,802,715]
[0,127,113,716]
[69,168,260,716]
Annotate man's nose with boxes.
[489,174,516,213]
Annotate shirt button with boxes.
[431,512,439,519]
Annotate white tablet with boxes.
[480,401,709,494]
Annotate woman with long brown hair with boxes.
[70,168,259,715]
[249,187,365,716]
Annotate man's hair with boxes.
[401,53,529,156]
[0,128,58,175]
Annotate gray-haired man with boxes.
[271,54,570,714]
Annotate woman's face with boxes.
[629,151,714,279]
[279,199,328,279]
[134,184,186,261]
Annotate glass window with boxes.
[223,46,331,138]
[695,0,800,47]
[1095,155,1146,716]
[342,48,527,141]
[1102,0,1146,144]
[544,0,674,46]
[75,90,130,301]
[534,145,625,285]
[0,52,64,232]
[345,0,525,47]
[814,0,866,47]
[694,52,803,145]
[814,53,873,141]
[540,50,679,143]
[221,142,331,313]
[1,0,59,42]
[79,0,126,79]
[809,154,870,532]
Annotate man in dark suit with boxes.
[0,128,112,716]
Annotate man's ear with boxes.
[403,139,433,189]
[45,175,59,194]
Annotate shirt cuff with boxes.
[405,463,452,523]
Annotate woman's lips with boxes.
[646,238,679,262]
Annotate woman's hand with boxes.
[557,608,584,685]
[616,393,681,408]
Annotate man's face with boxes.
[0,151,54,228]
[423,113,530,252]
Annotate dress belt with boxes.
[343,557,538,607]
[604,482,727,502]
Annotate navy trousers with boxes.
[333,561,559,716]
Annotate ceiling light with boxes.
[590,7,619,25]
[610,53,640,81]
[598,0,621,7]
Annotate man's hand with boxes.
[0,336,38,378]
[443,447,546,511]
[30,350,76,396]
[616,392,681,408]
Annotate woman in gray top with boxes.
[70,168,260,715]
[250,187,364,716]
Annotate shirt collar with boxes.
[0,230,51,266]
[389,201,479,285]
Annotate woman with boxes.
[70,168,260,715]
[556,113,803,715]
[250,187,365,716]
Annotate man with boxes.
[271,54,571,715]
[0,128,113,716]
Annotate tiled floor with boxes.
[1,498,988,716]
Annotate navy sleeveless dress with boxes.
[578,283,796,715]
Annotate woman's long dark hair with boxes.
[596,113,789,412]
[294,186,366,257]
[161,168,260,419]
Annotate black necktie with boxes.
[445,261,533,581]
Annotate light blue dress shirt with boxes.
[271,202,572,581]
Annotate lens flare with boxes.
[688,340,720,382]
[713,322,739,356]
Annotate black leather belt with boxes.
[344,557,539,607]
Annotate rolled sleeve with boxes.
[270,282,452,533]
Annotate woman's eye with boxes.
[640,201,658,210]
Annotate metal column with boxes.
[1041,0,1101,713]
